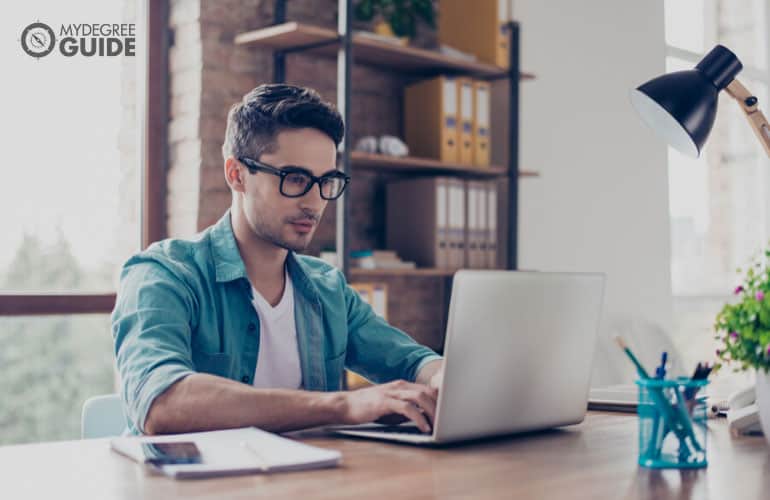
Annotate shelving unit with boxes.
[236,0,533,278]
[235,21,536,80]
[350,152,539,178]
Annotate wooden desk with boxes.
[2,413,768,499]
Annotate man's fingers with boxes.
[390,400,431,433]
[391,389,437,423]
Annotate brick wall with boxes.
[166,0,450,350]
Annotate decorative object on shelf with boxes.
[353,0,436,41]
[377,135,409,157]
[354,135,409,157]
[351,250,416,270]
[353,29,408,47]
[631,44,770,159]
[354,136,379,154]
[714,248,770,446]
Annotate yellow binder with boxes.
[404,76,459,162]
[457,77,474,165]
[438,0,510,69]
[473,80,491,167]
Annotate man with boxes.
[112,84,444,436]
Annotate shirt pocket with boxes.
[324,350,347,390]
[192,351,233,378]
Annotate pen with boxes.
[240,441,272,473]
[614,337,650,378]
[655,352,668,380]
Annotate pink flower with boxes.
[767,345,770,356]
[730,331,739,340]
[757,291,765,302]
[735,286,744,294]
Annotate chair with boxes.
[81,394,127,439]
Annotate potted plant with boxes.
[354,0,435,44]
[714,248,770,444]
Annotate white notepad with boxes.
[110,427,342,479]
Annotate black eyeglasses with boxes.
[238,156,351,201]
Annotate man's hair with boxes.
[221,84,344,161]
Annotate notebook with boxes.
[110,427,342,479]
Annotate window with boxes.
[0,0,166,444]
[665,0,770,371]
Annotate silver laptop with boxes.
[332,270,606,444]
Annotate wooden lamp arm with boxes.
[725,79,770,158]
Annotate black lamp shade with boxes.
[630,45,743,158]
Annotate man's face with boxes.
[238,128,337,252]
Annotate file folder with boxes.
[477,182,489,268]
[448,178,466,270]
[473,80,491,167]
[438,0,510,69]
[404,76,459,162]
[486,181,498,268]
[458,78,474,165]
[386,177,451,268]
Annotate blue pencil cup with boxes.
[636,377,709,469]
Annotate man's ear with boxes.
[224,157,246,193]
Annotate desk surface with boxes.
[2,413,768,499]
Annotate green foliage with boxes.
[0,233,115,445]
[354,0,436,38]
[714,247,770,374]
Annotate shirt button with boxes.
[247,322,257,333]
[241,375,250,383]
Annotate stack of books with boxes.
[351,250,417,270]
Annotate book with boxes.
[110,427,342,479]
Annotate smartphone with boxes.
[141,441,202,465]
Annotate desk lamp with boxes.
[630,44,770,158]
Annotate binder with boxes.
[386,177,451,268]
[371,283,389,320]
[486,181,499,268]
[404,76,459,162]
[477,182,489,269]
[465,181,484,268]
[349,282,388,320]
[447,178,466,270]
[458,77,474,165]
[438,0,510,69]
[464,181,476,268]
[473,80,491,167]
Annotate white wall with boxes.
[512,1,676,385]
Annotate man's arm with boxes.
[145,373,437,434]
[114,260,437,435]
[415,359,444,389]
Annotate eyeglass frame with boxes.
[237,156,351,200]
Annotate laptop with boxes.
[332,270,606,444]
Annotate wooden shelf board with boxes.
[236,22,536,80]
[349,268,456,278]
[350,152,539,178]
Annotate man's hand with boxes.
[340,380,438,432]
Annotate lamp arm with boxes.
[725,79,770,158]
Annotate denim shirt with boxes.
[111,211,442,435]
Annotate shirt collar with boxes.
[210,210,249,283]
[209,210,322,302]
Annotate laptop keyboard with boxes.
[368,425,432,435]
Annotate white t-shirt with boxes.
[250,269,303,389]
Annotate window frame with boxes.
[0,0,169,316]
